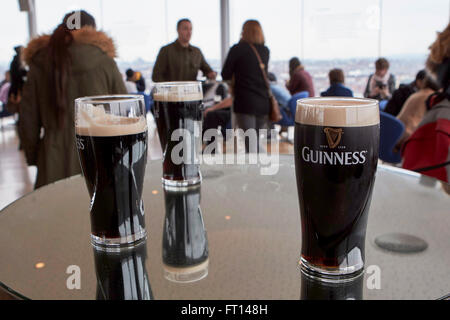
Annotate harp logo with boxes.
[324,128,343,149]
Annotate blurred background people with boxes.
[269,72,294,132]
[397,76,440,146]
[221,20,270,153]
[125,69,139,93]
[18,10,126,189]
[0,71,11,106]
[202,81,231,140]
[8,45,27,103]
[320,68,353,97]
[126,68,146,92]
[384,70,427,116]
[269,72,291,113]
[364,57,396,101]
[152,18,216,82]
[286,57,314,97]
[402,23,450,183]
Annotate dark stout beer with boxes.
[94,241,152,300]
[294,98,379,278]
[153,85,203,185]
[162,185,209,282]
[76,115,148,244]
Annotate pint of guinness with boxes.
[75,96,148,249]
[294,97,379,280]
[153,82,203,187]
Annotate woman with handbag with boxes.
[221,20,280,153]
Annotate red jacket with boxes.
[402,99,450,183]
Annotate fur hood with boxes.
[23,26,117,65]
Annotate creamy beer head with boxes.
[76,104,147,137]
[296,97,379,127]
[153,81,203,102]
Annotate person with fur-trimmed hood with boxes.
[18,10,126,189]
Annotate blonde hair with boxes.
[427,22,450,74]
[241,20,265,45]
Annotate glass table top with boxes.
[0,155,449,300]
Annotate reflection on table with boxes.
[93,241,152,300]
[300,271,363,300]
[162,184,209,283]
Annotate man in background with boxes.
[152,18,216,82]
[321,68,353,97]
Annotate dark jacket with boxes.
[221,41,270,116]
[384,82,417,116]
[320,83,353,97]
[152,40,213,82]
[135,73,146,92]
[286,67,315,97]
[9,47,27,98]
[19,27,126,189]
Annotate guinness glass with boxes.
[294,97,379,280]
[153,82,203,187]
[75,95,148,249]
[162,185,209,283]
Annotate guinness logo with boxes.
[324,128,343,149]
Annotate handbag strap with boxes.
[248,42,273,97]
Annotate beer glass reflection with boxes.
[294,97,379,280]
[153,82,203,187]
[300,271,363,300]
[162,185,209,283]
[75,95,148,249]
[93,241,152,300]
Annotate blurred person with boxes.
[320,68,353,97]
[402,23,450,183]
[396,76,440,148]
[0,70,10,88]
[364,57,396,101]
[384,70,427,116]
[0,71,11,105]
[286,57,314,97]
[152,18,216,82]
[125,69,138,93]
[18,10,126,189]
[268,72,293,132]
[269,72,291,113]
[202,82,231,132]
[221,20,270,153]
[202,81,228,108]
[8,45,27,102]
[126,68,146,92]
[203,97,232,143]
